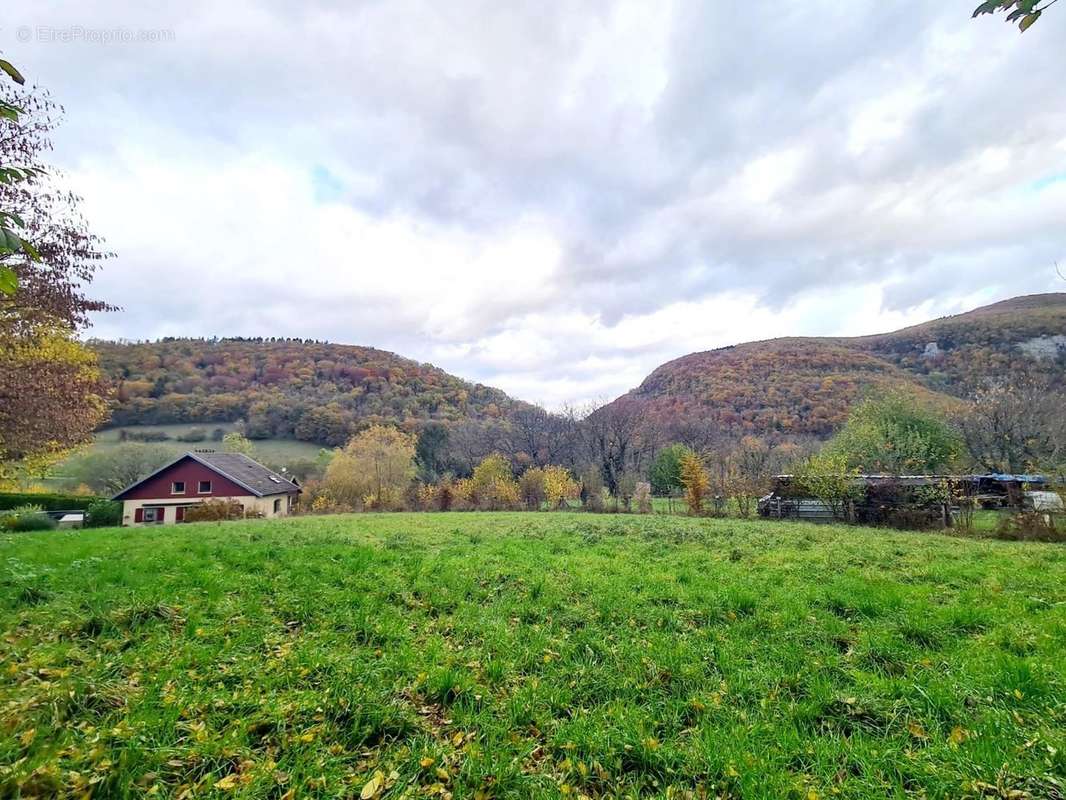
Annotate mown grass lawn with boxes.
[1,514,1064,799]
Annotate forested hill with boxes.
[91,338,527,446]
[604,293,1066,438]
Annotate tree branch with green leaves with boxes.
[973,0,1058,31]
[0,55,41,295]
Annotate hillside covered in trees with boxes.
[90,294,1065,450]
[604,293,1066,438]
[91,338,528,446]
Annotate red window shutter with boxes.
[134,508,144,523]
[176,506,185,522]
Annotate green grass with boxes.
[2,514,1064,799]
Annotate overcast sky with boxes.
[6,1,1066,407]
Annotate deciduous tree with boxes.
[63,443,172,495]
[1,64,113,482]
[518,467,547,510]
[543,465,580,509]
[822,393,962,474]
[794,452,862,522]
[415,422,450,482]
[0,56,42,292]
[957,379,1064,473]
[679,451,710,516]
[325,425,416,510]
[222,431,256,457]
[469,453,520,510]
[577,399,657,496]
[649,444,692,496]
[1,79,113,326]
[0,324,109,484]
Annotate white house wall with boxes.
[121,494,294,526]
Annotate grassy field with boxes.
[1,514,1064,799]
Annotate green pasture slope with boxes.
[39,425,323,489]
[1,514,1064,798]
[90,425,324,463]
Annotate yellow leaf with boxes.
[452,731,465,746]
[1013,689,1024,700]
[360,770,384,799]
[948,726,968,747]
[215,774,239,791]
[807,790,820,800]
[436,767,451,781]
[19,728,36,746]
[420,756,435,768]
[907,722,927,739]
[643,737,660,750]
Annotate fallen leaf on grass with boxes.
[361,770,384,799]
[215,774,239,791]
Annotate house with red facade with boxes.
[113,451,301,526]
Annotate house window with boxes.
[273,498,281,514]
[142,506,165,524]
[171,481,185,494]
[198,480,212,494]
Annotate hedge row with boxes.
[0,492,103,511]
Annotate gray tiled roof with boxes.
[192,452,300,497]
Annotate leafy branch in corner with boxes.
[973,0,1058,31]
[0,55,42,296]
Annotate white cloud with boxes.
[6,0,1065,410]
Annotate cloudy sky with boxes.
[7,1,1066,407]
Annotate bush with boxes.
[184,499,259,522]
[124,430,171,442]
[543,466,580,509]
[418,479,455,511]
[633,482,653,514]
[519,468,547,510]
[85,499,123,528]
[295,481,352,515]
[580,468,605,510]
[176,427,207,443]
[1,505,57,532]
[995,512,1064,543]
[284,457,326,482]
[680,452,710,516]
[584,486,609,513]
[0,492,101,511]
[469,454,520,511]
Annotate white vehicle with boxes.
[1025,491,1064,512]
